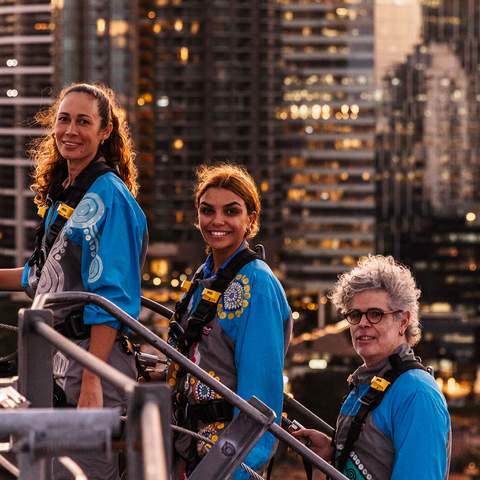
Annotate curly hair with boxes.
[328,255,422,346]
[29,82,138,206]
[194,163,261,240]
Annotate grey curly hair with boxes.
[328,255,422,346]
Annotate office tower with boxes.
[376,0,480,314]
[152,0,283,267]
[0,1,53,268]
[278,0,375,326]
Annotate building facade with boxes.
[152,0,283,267]
[0,0,53,268]
[278,0,376,327]
[376,0,480,316]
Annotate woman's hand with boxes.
[292,428,334,461]
[77,371,103,408]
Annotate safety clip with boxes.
[370,376,391,392]
[201,288,221,303]
[57,202,74,219]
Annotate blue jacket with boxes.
[170,244,292,479]
[23,170,148,329]
[335,346,451,480]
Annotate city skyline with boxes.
[0,1,479,476]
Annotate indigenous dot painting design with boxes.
[197,422,226,457]
[192,370,222,402]
[217,274,251,320]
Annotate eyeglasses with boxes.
[344,308,403,325]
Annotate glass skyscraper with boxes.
[278,0,375,326]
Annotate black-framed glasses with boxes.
[344,308,403,325]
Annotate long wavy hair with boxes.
[29,82,138,206]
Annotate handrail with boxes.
[32,320,136,394]
[33,291,348,480]
[140,297,336,436]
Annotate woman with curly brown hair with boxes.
[0,83,148,480]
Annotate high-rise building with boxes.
[0,1,53,268]
[376,0,480,315]
[278,0,376,327]
[152,0,283,268]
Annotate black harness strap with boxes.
[28,159,116,278]
[169,246,263,354]
[335,354,428,472]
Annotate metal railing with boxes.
[28,291,348,480]
[141,297,336,437]
[14,306,171,480]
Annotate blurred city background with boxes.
[0,0,478,478]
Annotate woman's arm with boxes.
[77,324,117,408]
[0,267,23,291]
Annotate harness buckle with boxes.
[370,376,391,392]
[181,280,192,292]
[201,288,221,303]
[57,202,74,219]
[37,204,48,218]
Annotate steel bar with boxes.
[57,457,87,480]
[0,454,19,478]
[36,292,348,480]
[189,397,275,480]
[0,409,120,436]
[141,402,168,480]
[284,394,335,437]
[17,309,53,407]
[141,297,173,319]
[32,320,136,394]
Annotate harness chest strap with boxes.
[168,247,265,431]
[29,159,116,276]
[334,354,429,473]
[169,246,264,352]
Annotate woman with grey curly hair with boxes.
[293,255,451,480]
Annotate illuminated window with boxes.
[179,47,189,63]
[174,19,183,31]
[175,211,185,223]
[191,21,200,34]
[150,259,169,277]
[97,18,106,35]
[173,138,184,150]
[110,20,129,36]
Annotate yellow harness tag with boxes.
[57,202,74,219]
[202,288,221,303]
[181,280,192,292]
[37,205,48,218]
[371,376,391,392]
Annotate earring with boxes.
[100,139,105,146]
